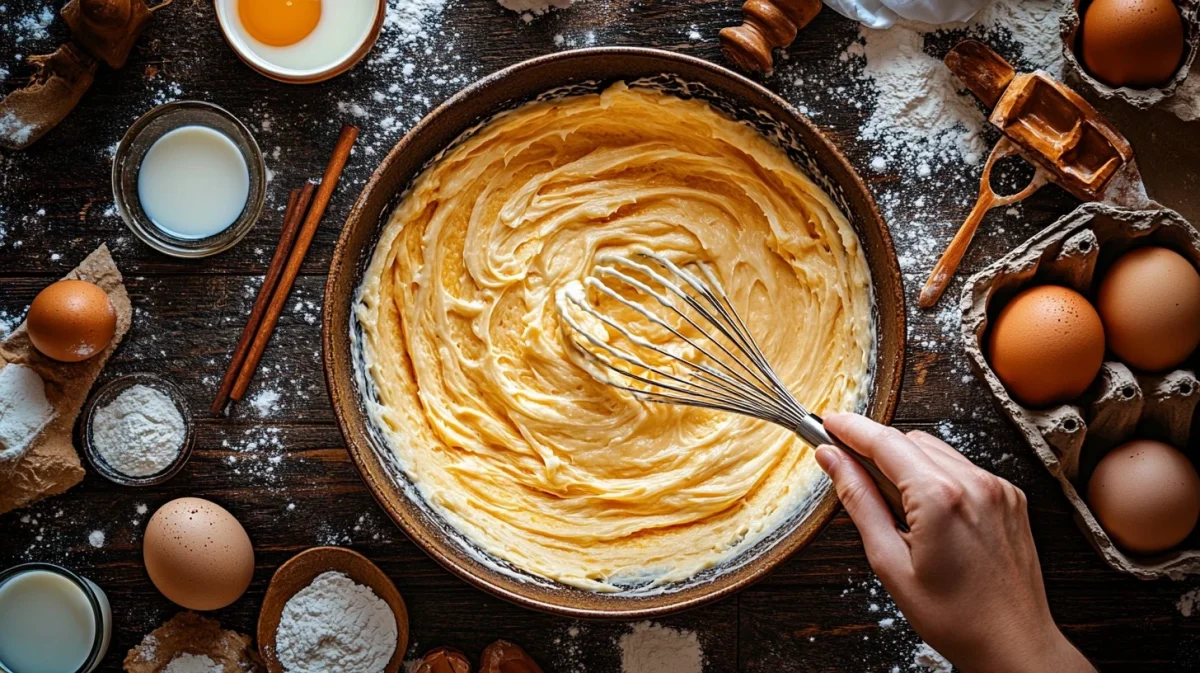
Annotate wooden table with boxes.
[3,1,1199,671]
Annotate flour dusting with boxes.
[619,622,704,673]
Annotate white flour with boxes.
[91,384,185,477]
[0,363,55,463]
[912,642,952,671]
[845,0,1067,170]
[275,571,397,673]
[619,622,704,673]
[248,388,280,417]
[384,0,448,45]
[163,653,223,673]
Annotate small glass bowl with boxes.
[81,374,195,487]
[112,100,266,258]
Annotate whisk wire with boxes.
[559,290,792,421]
[580,275,798,421]
[589,255,808,425]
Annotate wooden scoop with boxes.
[919,40,1140,309]
[258,547,409,673]
[919,139,1050,308]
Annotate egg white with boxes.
[218,0,379,76]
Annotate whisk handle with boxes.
[798,414,909,531]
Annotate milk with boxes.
[0,568,111,673]
[137,125,250,240]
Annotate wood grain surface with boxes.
[2,1,1199,671]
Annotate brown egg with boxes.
[26,279,117,363]
[1082,0,1185,88]
[1097,246,1200,372]
[987,285,1106,407]
[1088,439,1200,554]
[143,497,254,611]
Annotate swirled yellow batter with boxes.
[355,83,873,592]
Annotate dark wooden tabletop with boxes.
[3,1,1200,671]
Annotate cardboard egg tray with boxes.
[962,203,1200,579]
[1060,0,1200,109]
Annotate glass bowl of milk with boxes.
[0,563,112,673]
[113,100,266,258]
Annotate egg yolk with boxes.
[238,0,321,47]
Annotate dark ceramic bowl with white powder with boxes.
[81,374,194,487]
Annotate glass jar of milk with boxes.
[0,564,112,673]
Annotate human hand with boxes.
[815,413,1095,673]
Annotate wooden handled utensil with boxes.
[919,139,1050,309]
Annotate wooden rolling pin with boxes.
[720,0,822,74]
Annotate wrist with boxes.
[961,628,1093,673]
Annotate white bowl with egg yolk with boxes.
[214,0,385,84]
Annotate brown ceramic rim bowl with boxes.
[323,47,906,619]
[212,0,385,84]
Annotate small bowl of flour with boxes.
[82,374,193,486]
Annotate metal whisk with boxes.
[557,249,906,527]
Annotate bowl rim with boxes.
[323,46,905,619]
[212,0,386,84]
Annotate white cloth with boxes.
[825,0,989,28]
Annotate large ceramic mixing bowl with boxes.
[324,47,905,618]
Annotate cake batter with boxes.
[354,83,873,591]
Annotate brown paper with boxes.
[0,244,132,514]
[124,612,264,673]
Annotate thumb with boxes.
[816,446,910,574]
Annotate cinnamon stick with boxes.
[231,124,359,401]
[211,183,315,414]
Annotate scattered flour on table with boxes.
[87,530,105,548]
[163,653,222,673]
[843,0,1067,170]
[248,388,280,417]
[619,622,704,673]
[276,571,397,673]
[0,309,19,338]
[0,112,35,149]
[1,4,55,44]
[1179,588,1200,616]
[383,0,449,45]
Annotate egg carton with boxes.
[1060,0,1200,109]
[962,203,1200,579]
